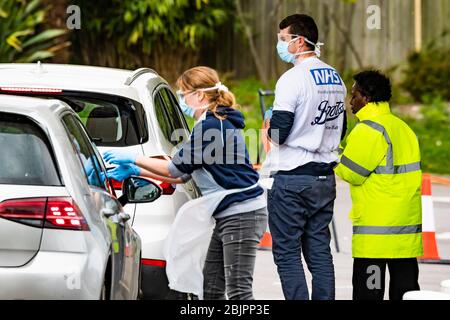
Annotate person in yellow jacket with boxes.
[334,70,423,300]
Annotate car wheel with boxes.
[100,280,107,300]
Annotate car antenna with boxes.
[31,61,47,75]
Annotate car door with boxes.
[154,87,200,198]
[89,137,141,299]
[61,113,139,299]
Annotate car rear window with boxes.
[0,91,148,147]
[0,112,61,186]
[57,93,147,147]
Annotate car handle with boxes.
[101,208,117,218]
[119,212,131,222]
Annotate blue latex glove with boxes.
[132,178,149,188]
[264,107,273,121]
[87,169,106,186]
[84,157,94,177]
[103,150,138,165]
[106,164,140,182]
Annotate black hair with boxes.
[353,70,392,103]
[279,14,318,50]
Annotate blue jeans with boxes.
[268,174,336,300]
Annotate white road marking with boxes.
[434,197,450,204]
[436,232,450,240]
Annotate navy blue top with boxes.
[172,106,263,215]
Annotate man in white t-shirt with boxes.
[266,14,347,300]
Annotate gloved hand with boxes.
[106,164,140,182]
[87,169,106,186]
[103,150,138,165]
[264,107,273,121]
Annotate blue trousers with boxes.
[268,174,336,300]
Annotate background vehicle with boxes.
[0,63,200,299]
[0,95,160,299]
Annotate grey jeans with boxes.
[203,208,268,300]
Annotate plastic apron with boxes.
[163,166,259,299]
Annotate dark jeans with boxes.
[268,174,336,300]
[203,208,268,300]
[353,258,420,300]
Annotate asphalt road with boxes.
[253,178,450,300]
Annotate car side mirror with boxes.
[118,177,162,206]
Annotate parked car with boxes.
[0,95,161,299]
[0,63,200,299]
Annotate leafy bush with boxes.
[402,96,450,173]
[0,0,67,62]
[71,0,232,81]
[401,46,450,102]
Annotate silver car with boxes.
[0,95,162,299]
[0,63,200,299]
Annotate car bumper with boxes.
[0,250,102,300]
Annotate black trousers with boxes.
[353,258,420,300]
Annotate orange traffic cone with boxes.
[419,174,440,261]
[258,227,272,250]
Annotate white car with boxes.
[0,63,199,299]
[0,95,162,299]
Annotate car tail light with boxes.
[141,259,166,268]
[110,179,123,190]
[44,197,89,231]
[158,181,176,195]
[110,178,175,195]
[0,87,63,94]
[0,198,46,228]
[0,197,89,231]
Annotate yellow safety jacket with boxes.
[335,102,423,258]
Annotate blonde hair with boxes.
[176,66,237,120]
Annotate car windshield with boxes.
[0,112,61,186]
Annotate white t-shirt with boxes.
[268,56,347,173]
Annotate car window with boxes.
[15,92,149,148]
[154,91,176,145]
[160,88,187,133]
[0,112,61,186]
[64,96,141,147]
[62,114,107,190]
[154,87,189,146]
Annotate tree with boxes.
[0,0,68,63]
[71,0,232,82]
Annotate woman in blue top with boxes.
[104,66,267,300]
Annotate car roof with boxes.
[0,63,162,101]
[0,94,72,122]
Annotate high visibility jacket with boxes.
[334,102,423,258]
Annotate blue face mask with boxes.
[276,39,297,64]
[177,91,195,118]
[276,35,323,64]
[179,96,195,118]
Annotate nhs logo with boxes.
[310,68,343,86]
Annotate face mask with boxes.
[276,35,324,64]
[276,39,297,64]
[178,95,195,118]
